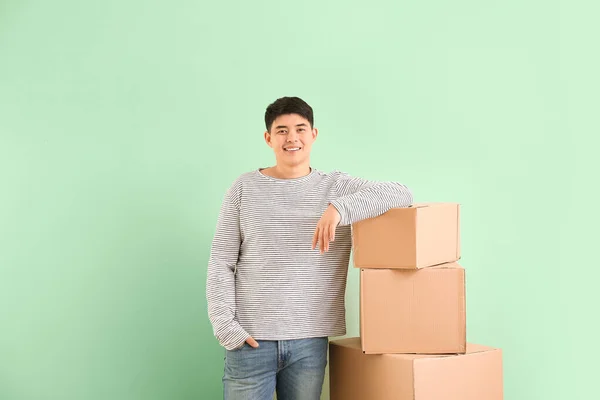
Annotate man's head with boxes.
[264,96,318,169]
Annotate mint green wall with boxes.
[1,1,598,399]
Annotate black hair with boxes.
[264,96,314,132]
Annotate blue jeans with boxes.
[223,337,328,400]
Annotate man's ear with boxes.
[264,131,273,148]
[312,127,318,140]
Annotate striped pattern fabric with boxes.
[206,168,413,350]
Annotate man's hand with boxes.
[312,204,341,253]
[246,336,259,348]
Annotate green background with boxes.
[1,0,598,399]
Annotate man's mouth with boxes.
[284,147,301,152]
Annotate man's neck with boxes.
[265,163,312,179]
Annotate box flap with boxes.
[463,343,500,355]
[331,337,363,351]
[411,202,460,209]
[428,261,463,270]
[330,339,497,359]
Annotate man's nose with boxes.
[286,131,299,141]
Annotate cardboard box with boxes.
[360,262,466,354]
[329,337,503,400]
[352,203,460,269]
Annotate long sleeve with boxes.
[329,171,413,226]
[206,181,249,350]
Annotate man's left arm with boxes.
[330,171,413,226]
[312,171,413,253]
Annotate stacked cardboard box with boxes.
[329,203,503,400]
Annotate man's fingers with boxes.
[246,336,259,348]
[317,226,323,253]
[313,221,337,253]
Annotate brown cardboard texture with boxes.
[360,262,466,354]
[352,202,460,269]
[329,337,503,400]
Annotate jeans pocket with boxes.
[230,341,247,352]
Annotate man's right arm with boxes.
[206,180,249,350]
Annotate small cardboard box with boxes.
[352,203,460,269]
[360,262,466,354]
[329,337,503,400]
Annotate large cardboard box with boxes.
[329,337,503,400]
[352,203,460,269]
[360,262,466,354]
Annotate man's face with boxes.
[264,113,318,167]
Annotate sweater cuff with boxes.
[219,324,250,351]
[329,199,349,226]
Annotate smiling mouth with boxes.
[284,147,301,152]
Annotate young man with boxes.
[206,96,413,400]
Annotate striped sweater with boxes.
[206,168,413,350]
